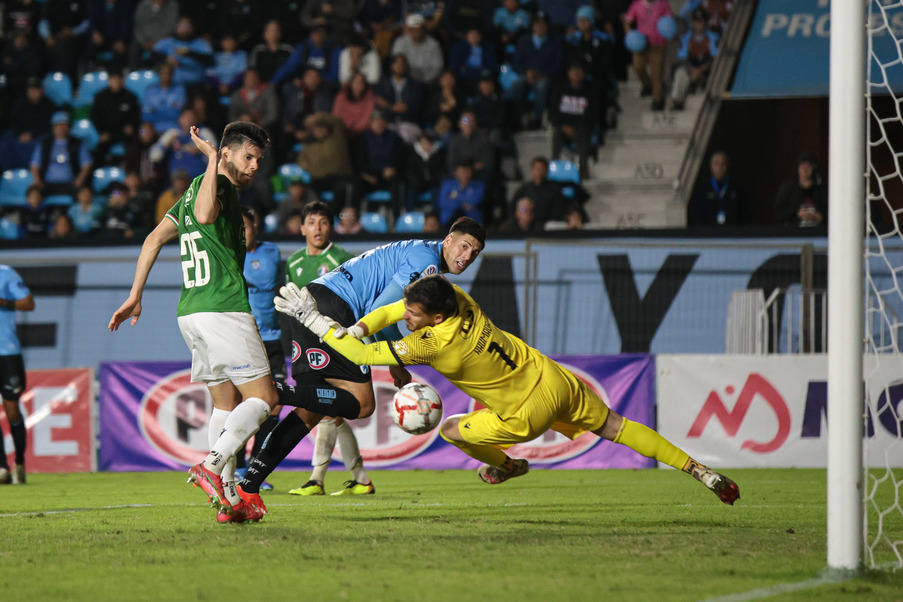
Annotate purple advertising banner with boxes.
[98,355,655,472]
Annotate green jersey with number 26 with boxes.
[165,173,251,316]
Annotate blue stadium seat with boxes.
[498,63,519,92]
[264,213,279,233]
[73,71,109,109]
[0,218,21,240]
[363,190,393,213]
[395,211,425,233]
[0,169,34,207]
[71,119,99,151]
[93,166,126,193]
[360,211,388,234]
[273,163,311,201]
[124,70,159,98]
[547,159,581,184]
[42,72,73,107]
[45,194,74,207]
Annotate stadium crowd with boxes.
[0,0,734,240]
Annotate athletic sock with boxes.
[0,424,7,468]
[10,420,25,465]
[613,418,690,470]
[274,380,361,419]
[223,479,241,505]
[239,411,311,494]
[208,408,230,450]
[250,415,279,463]
[310,418,338,484]
[204,398,270,474]
[336,420,368,484]
[440,428,508,466]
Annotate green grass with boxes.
[0,468,901,601]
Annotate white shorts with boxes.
[177,312,271,386]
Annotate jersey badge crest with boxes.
[392,341,409,356]
[317,265,330,276]
[251,260,260,270]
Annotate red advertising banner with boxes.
[0,368,95,474]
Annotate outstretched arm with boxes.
[190,126,221,225]
[108,217,179,331]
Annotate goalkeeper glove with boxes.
[332,324,366,340]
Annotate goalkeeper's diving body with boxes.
[283,274,740,504]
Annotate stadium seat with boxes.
[0,218,21,240]
[547,159,581,184]
[395,211,425,233]
[44,194,74,207]
[263,213,279,233]
[93,166,126,193]
[273,163,311,201]
[124,70,160,98]
[71,119,99,151]
[42,72,73,107]
[498,63,519,92]
[0,169,34,207]
[360,211,388,234]
[73,71,109,109]
[363,190,393,214]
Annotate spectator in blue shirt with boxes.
[86,0,134,72]
[149,108,216,179]
[272,25,342,88]
[492,0,530,58]
[438,157,485,226]
[68,185,105,235]
[141,62,186,133]
[152,17,214,87]
[210,33,249,96]
[448,27,498,95]
[505,10,563,128]
[29,112,93,198]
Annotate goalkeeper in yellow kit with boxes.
[278,274,740,504]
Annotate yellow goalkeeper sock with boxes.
[613,418,690,471]
[440,431,509,467]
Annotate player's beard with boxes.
[224,159,253,190]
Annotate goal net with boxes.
[865,0,903,571]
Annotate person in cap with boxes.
[339,35,381,85]
[391,12,445,85]
[29,112,93,198]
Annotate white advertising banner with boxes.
[657,355,903,468]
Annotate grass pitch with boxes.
[1,468,901,601]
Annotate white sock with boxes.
[336,421,368,484]
[203,397,270,474]
[208,408,230,451]
[310,418,338,484]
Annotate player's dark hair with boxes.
[220,121,270,152]
[448,216,486,247]
[301,200,334,223]
[405,275,458,318]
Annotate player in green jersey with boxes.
[109,121,279,523]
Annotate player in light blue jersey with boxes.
[0,265,36,484]
[237,217,487,499]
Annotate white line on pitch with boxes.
[700,570,855,601]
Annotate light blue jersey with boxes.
[244,241,282,342]
[316,239,442,320]
[0,265,31,355]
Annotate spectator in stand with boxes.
[216,0,261,51]
[446,109,495,183]
[49,213,76,239]
[559,201,588,230]
[422,210,441,233]
[548,63,600,179]
[153,167,191,223]
[0,77,56,172]
[140,62,186,134]
[353,110,403,217]
[537,0,588,34]
[149,108,216,180]
[506,10,564,129]
[297,112,357,208]
[130,0,179,69]
[670,9,718,111]
[210,33,249,97]
[258,0,304,45]
[774,152,827,227]
[334,205,363,234]
[566,6,617,133]
[91,70,142,166]
[443,0,490,40]
[152,16,214,87]
[249,21,295,83]
[338,35,381,86]
[11,185,59,238]
[406,0,447,36]
[68,185,105,235]
[449,27,499,96]
[29,112,93,198]
[687,150,743,226]
[438,157,485,227]
[86,0,133,72]
[302,0,359,46]
[122,170,155,233]
[173,0,216,39]
[391,13,444,86]
[38,0,89,83]
[511,156,576,224]
[275,175,321,234]
[333,72,376,136]
[101,182,139,238]
[282,67,337,154]
[124,121,164,191]
[374,53,425,143]
[467,69,506,148]
[680,0,733,36]
[493,0,531,59]
[2,29,45,97]
[272,25,342,88]
[404,130,446,212]
[4,0,42,37]
[498,196,541,234]
[357,0,403,59]
[228,69,280,134]
[425,70,464,136]
[623,0,672,111]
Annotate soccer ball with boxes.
[392,383,443,435]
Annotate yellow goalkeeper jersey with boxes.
[324,284,551,418]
